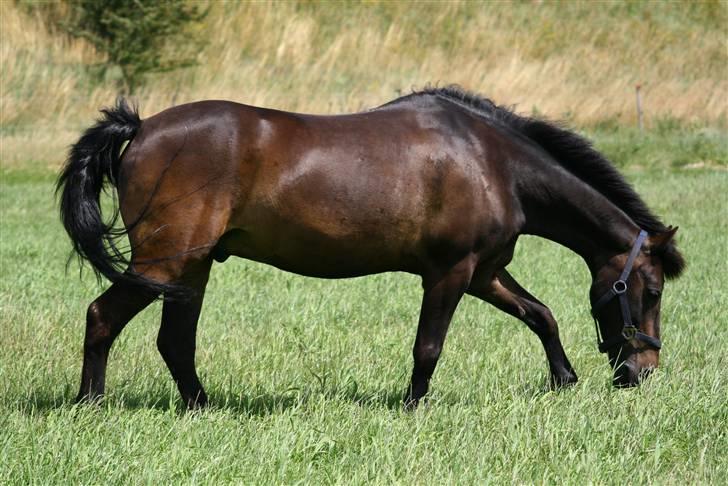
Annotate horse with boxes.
[57,86,685,409]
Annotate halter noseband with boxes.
[591,229,662,353]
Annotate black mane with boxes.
[401,86,685,277]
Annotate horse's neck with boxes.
[515,159,640,273]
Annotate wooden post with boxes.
[635,84,643,131]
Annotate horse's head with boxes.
[590,227,683,387]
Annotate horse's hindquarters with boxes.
[117,105,243,283]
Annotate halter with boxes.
[591,229,662,353]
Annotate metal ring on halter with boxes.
[621,326,637,340]
[612,280,627,294]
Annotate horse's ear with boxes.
[648,226,685,279]
[649,226,678,251]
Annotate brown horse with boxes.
[58,87,684,409]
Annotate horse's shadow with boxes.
[209,387,407,415]
[14,375,569,416]
[12,385,408,416]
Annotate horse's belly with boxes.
[217,224,417,278]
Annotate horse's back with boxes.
[231,99,520,276]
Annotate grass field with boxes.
[1,164,726,483]
[2,0,727,483]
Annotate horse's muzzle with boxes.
[614,362,655,387]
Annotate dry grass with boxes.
[1,0,726,168]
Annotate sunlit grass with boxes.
[0,168,726,483]
[1,0,726,481]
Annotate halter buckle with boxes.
[612,280,627,294]
[621,326,637,340]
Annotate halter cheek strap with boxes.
[591,230,662,353]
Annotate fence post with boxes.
[635,84,643,131]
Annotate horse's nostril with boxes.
[613,361,642,388]
[638,366,655,381]
[614,371,638,388]
[615,377,638,387]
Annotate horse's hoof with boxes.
[403,396,420,411]
[550,371,578,389]
[74,393,103,405]
[185,392,209,410]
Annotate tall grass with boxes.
[1,166,726,484]
[1,3,727,481]
[1,0,726,168]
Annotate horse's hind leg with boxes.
[157,261,212,409]
[77,281,157,403]
[467,268,577,388]
[405,259,475,409]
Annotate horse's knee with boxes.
[414,342,442,367]
[525,303,559,338]
[537,306,557,330]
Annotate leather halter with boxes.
[591,229,662,353]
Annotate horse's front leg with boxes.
[467,268,578,388]
[405,258,475,409]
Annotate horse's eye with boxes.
[648,289,662,299]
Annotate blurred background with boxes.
[1,0,726,169]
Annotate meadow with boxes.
[1,164,726,484]
[1,0,727,484]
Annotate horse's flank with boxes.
[121,94,521,280]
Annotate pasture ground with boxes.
[2,1,726,483]
[1,155,726,483]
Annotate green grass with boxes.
[1,166,727,484]
[590,120,727,170]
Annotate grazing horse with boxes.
[58,87,685,409]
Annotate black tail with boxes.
[57,98,182,297]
